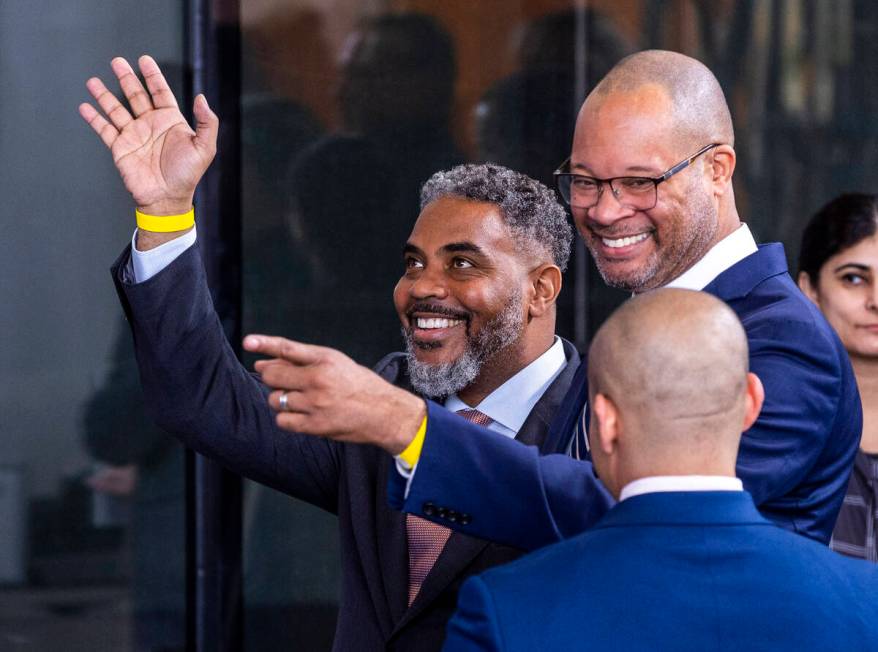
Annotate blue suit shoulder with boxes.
[446,492,878,652]
[706,244,861,541]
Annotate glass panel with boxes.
[241,1,878,649]
[0,3,186,651]
[238,2,629,649]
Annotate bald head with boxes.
[588,49,734,149]
[587,289,762,497]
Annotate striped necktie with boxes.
[406,408,493,606]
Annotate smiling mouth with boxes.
[601,232,650,248]
[415,317,464,330]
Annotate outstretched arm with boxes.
[246,335,612,550]
[78,55,217,249]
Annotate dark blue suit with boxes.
[443,491,878,651]
[390,244,861,546]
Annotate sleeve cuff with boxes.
[131,224,198,283]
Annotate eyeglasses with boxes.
[553,143,721,211]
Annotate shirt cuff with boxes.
[394,458,418,499]
[393,416,427,498]
[131,225,198,283]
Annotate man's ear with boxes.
[742,372,765,432]
[592,392,620,456]
[797,271,820,306]
[527,264,562,318]
[709,144,735,196]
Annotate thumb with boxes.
[192,94,218,156]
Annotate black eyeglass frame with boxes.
[553,142,722,210]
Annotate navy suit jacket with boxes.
[110,243,581,652]
[389,244,861,547]
[443,491,878,651]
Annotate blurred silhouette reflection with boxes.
[83,321,185,652]
[286,12,462,365]
[473,9,630,342]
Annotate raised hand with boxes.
[78,55,218,216]
[243,334,427,454]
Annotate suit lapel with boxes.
[542,354,588,455]
[371,359,417,626]
[702,243,788,301]
[392,340,581,634]
[515,339,580,450]
[375,446,413,625]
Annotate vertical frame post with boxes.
[184,1,243,650]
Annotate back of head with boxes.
[588,289,749,479]
[476,69,578,187]
[340,12,456,133]
[518,8,629,82]
[588,49,734,149]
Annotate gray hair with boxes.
[419,163,573,271]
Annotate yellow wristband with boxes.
[397,416,427,469]
[135,207,195,232]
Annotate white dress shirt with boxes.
[664,224,757,291]
[619,475,743,502]
[130,226,198,283]
[443,336,567,440]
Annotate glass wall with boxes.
[238,0,878,647]
[0,3,186,651]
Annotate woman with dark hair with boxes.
[798,193,878,562]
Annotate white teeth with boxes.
[416,317,463,329]
[602,233,649,248]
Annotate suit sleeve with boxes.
[734,312,860,539]
[111,243,342,513]
[389,402,613,551]
[442,576,504,652]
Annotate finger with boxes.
[268,389,307,413]
[259,362,310,392]
[111,56,154,116]
[276,411,310,434]
[85,76,133,130]
[79,102,119,149]
[138,55,179,110]
[192,94,219,157]
[253,357,292,374]
[244,334,325,366]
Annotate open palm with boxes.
[79,55,217,214]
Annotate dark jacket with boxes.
[111,243,580,651]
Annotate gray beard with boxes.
[403,288,524,399]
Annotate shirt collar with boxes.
[444,337,567,434]
[664,224,757,291]
[619,475,743,502]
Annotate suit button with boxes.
[459,514,471,526]
[423,502,436,517]
[447,510,458,523]
[437,507,448,519]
